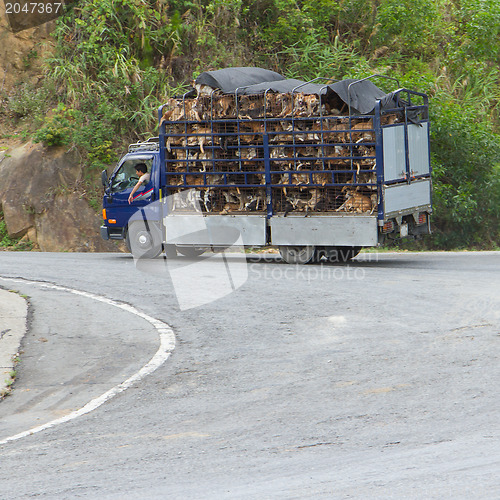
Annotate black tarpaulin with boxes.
[240,78,399,114]
[195,67,286,93]
[328,79,395,114]
[195,67,401,115]
[235,79,324,95]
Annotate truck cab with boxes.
[101,139,162,255]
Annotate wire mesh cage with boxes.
[160,88,399,215]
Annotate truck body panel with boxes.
[164,214,267,246]
[383,179,432,216]
[269,215,378,246]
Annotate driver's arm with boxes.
[128,178,145,203]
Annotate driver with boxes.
[128,163,150,204]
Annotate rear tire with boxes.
[316,246,361,263]
[176,246,208,258]
[279,246,315,265]
[126,221,163,259]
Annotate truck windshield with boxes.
[110,158,153,193]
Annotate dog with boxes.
[336,187,372,213]
[271,121,294,143]
[160,98,183,125]
[194,95,211,120]
[161,98,201,125]
[214,95,236,118]
[265,93,283,117]
[238,95,265,119]
[381,113,399,126]
[239,121,264,143]
[270,146,286,159]
[220,187,253,213]
[320,119,350,143]
[287,188,323,212]
[192,125,212,153]
[350,119,374,143]
[173,174,206,187]
[324,145,350,168]
[239,147,258,159]
[291,170,310,186]
[194,83,215,97]
[292,93,320,117]
[277,94,294,117]
[312,172,331,186]
[179,125,212,153]
[354,163,377,186]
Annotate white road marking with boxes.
[0,277,176,445]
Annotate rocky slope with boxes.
[0,142,118,251]
[0,7,119,252]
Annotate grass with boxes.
[0,359,20,400]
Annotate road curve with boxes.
[0,276,175,444]
[0,250,499,499]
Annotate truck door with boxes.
[106,156,155,227]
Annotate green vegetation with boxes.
[2,0,499,249]
[431,104,500,248]
[6,370,16,387]
[1,358,20,399]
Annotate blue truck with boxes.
[100,68,432,263]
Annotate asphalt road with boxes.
[0,250,499,499]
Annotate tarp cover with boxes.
[195,67,400,115]
[238,78,399,114]
[195,67,286,93]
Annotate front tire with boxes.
[279,246,316,264]
[126,221,163,259]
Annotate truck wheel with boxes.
[319,246,361,263]
[279,246,315,265]
[176,246,207,258]
[126,221,163,259]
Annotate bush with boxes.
[429,102,500,248]
[33,103,77,146]
[373,0,445,57]
[454,0,500,63]
[6,86,48,118]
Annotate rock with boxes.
[2,198,34,238]
[0,141,121,252]
[35,193,115,252]
[20,227,37,243]
[6,8,59,34]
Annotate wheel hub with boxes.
[137,232,151,248]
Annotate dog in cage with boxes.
[336,186,373,213]
[237,95,265,119]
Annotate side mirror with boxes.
[101,169,109,187]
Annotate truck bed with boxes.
[158,82,431,247]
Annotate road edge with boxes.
[0,287,28,399]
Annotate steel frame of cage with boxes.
[158,76,430,220]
